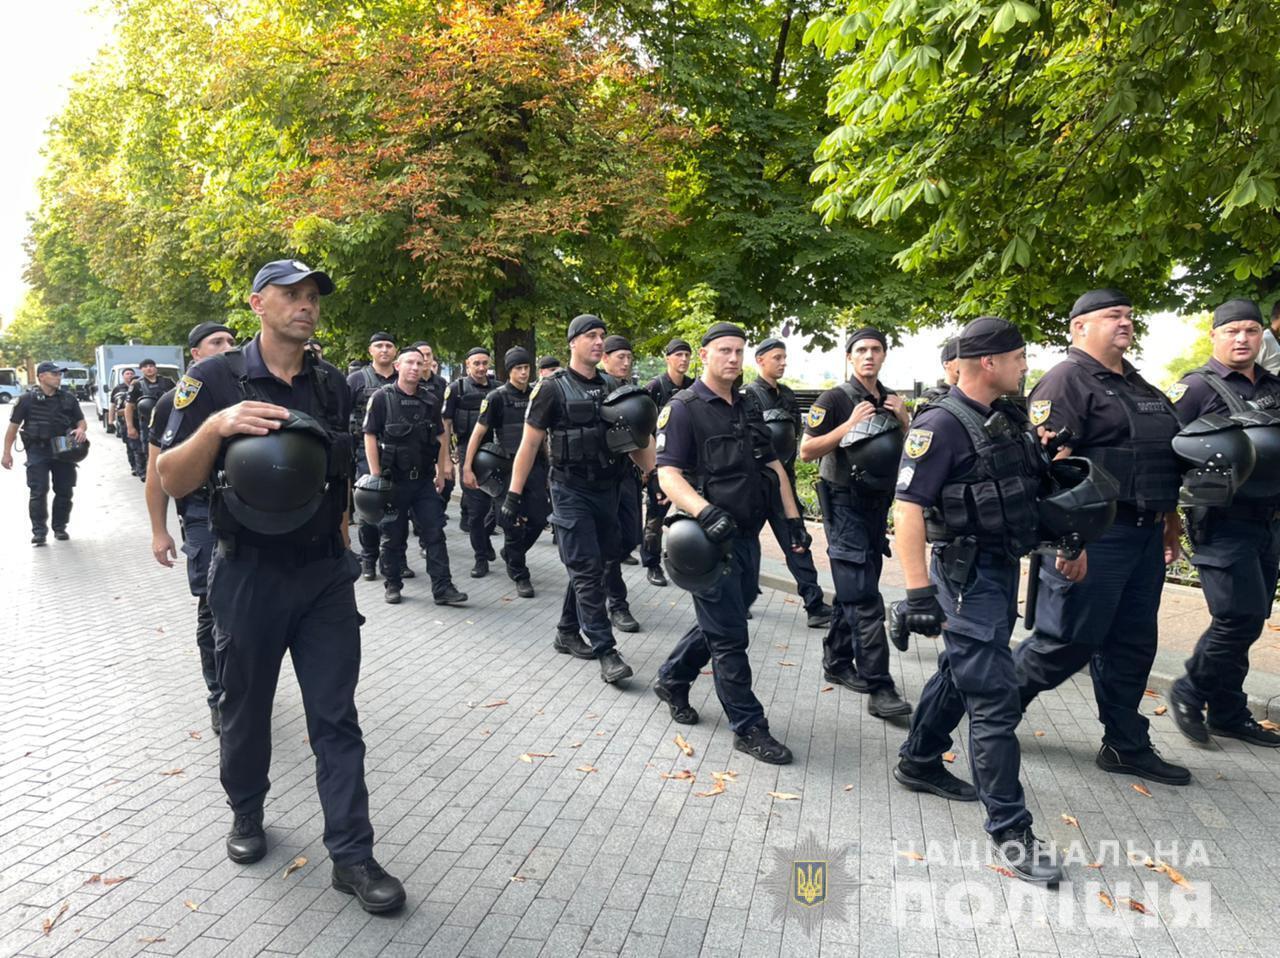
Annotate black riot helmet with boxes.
[845,412,904,493]
[1037,457,1119,555]
[471,442,512,498]
[219,409,331,535]
[136,394,158,418]
[50,431,90,464]
[600,384,659,455]
[1171,414,1256,508]
[1231,410,1280,500]
[762,408,797,463]
[352,473,395,526]
[662,515,731,592]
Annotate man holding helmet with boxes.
[444,347,498,576]
[348,332,398,581]
[640,339,695,586]
[1165,298,1280,747]
[125,358,176,479]
[652,322,808,764]
[157,258,405,914]
[3,361,88,544]
[799,327,912,720]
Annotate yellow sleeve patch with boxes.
[479,396,489,414]
[173,374,203,410]
[1165,383,1188,402]
[656,405,672,429]
[905,429,933,459]
[1028,399,1052,426]
[806,406,826,429]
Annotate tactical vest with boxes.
[744,379,800,464]
[451,377,491,445]
[818,381,896,489]
[913,384,951,420]
[210,348,353,547]
[1190,366,1280,413]
[1067,359,1181,512]
[136,376,171,403]
[547,369,621,480]
[350,365,392,434]
[923,396,1045,558]
[670,387,771,533]
[375,384,439,479]
[649,374,685,410]
[492,383,531,456]
[18,387,77,441]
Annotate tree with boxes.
[807,0,1280,338]
[1162,313,1213,386]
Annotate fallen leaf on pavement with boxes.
[1261,719,1280,731]
[85,874,101,885]
[986,864,1016,878]
[775,644,789,651]
[1139,857,1192,889]
[712,770,738,782]
[188,731,202,740]
[843,784,854,791]
[694,780,726,798]
[509,875,525,883]
[1086,861,1102,869]
[660,769,695,781]
[778,661,797,667]
[1034,730,1046,737]
[585,712,599,719]
[674,734,694,757]
[1153,706,1168,716]
[473,699,509,709]
[1122,897,1148,914]
[518,752,556,763]
[1061,814,1079,828]
[569,742,583,749]
[1143,689,1160,699]
[1098,891,1114,911]
[576,765,597,773]
[700,670,712,675]
[820,686,834,693]
[479,730,492,738]
[898,850,925,862]
[1132,783,1153,797]
[138,937,166,944]
[102,876,130,886]
[159,769,184,776]
[942,752,956,763]
[183,900,199,911]
[42,902,68,935]
[283,857,307,878]
[767,792,801,801]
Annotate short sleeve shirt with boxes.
[803,378,895,437]
[1026,346,1169,448]
[9,389,83,431]
[129,375,175,404]
[656,380,776,470]
[362,383,443,439]
[894,386,992,508]
[1169,358,1280,425]
[442,376,495,424]
[525,367,613,431]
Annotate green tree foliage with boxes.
[1162,313,1213,386]
[807,0,1280,337]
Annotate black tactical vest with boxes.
[913,384,952,420]
[137,376,171,402]
[493,383,531,455]
[350,365,392,434]
[18,387,78,441]
[923,396,1045,558]
[649,374,685,410]
[451,377,492,445]
[375,384,439,479]
[547,369,621,480]
[819,380,896,488]
[744,379,800,464]
[1068,359,1181,512]
[1190,365,1280,413]
[671,387,771,533]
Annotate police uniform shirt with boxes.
[442,376,495,436]
[1026,346,1167,446]
[802,377,896,438]
[362,383,444,441]
[346,367,395,407]
[525,367,612,432]
[128,374,176,405]
[1168,357,1280,425]
[148,389,177,448]
[9,388,82,435]
[656,380,777,470]
[110,383,131,413]
[644,373,689,410]
[423,371,447,408]
[894,386,991,508]
[745,378,801,426]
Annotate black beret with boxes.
[664,338,693,356]
[410,340,431,350]
[1213,298,1263,329]
[845,327,887,353]
[955,317,1025,358]
[603,335,633,354]
[754,337,785,359]
[701,322,747,346]
[504,346,532,369]
[537,355,561,370]
[465,346,491,360]
[369,331,396,345]
[940,338,958,363]
[188,322,233,350]
[1069,288,1131,319]
[567,314,606,342]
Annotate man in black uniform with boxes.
[653,322,809,763]
[126,358,176,479]
[364,348,467,607]
[1014,289,1190,785]
[1166,299,1280,747]
[502,314,654,683]
[412,341,452,524]
[799,327,913,719]
[156,258,404,913]
[348,332,398,581]
[461,346,547,597]
[538,356,561,378]
[640,339,693,586]
[444,347,498,576]
[3,362,87,544]
[744,337,832,628]
[892,317,1063,885]
[111,368,138,471]
[916,338,959,411]
[596,334,642,630]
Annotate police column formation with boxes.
[156,259,405,914]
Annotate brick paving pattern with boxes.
[2,411,1278,956]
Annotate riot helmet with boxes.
[762,408,797,463]
[219,409,330,534]
[845,412,904,493]
[1231,409,1280,501]
[1037,457,1119,555]
[50,431,90,464]
[601,384,658,455]
[1171,414,1256,507]
[136,394,158,422]
[662,515,731,592]
[471,442,512,498]
[352,473,396,526]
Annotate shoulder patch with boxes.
[905,429,933,459]
[173,375,203,410]
[479,396,489,414]
[529,379,544,402]
[806,405,826,429]
[1028,399,1052,426]
[1166,383,1188,403]
[656,405,672,430]
[443,384,452,402]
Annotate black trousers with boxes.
[551,478,622,653]
[501,460,550,580]
[761,477,824,612]
[381,477,454,595]
[24,446,75,536]
[179,501,221,709]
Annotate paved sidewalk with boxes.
[2,415,1280,957]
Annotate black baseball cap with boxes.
[36,361,66,375]
[251,259,335,295]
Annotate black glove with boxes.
[696,504,738,544]
[901,585,945,637]
[786,517,812,552]
[499,491,524,530]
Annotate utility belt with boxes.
[550,465,617,491]
[817,479,890,515]
[215,535,344,565]
[1112,502,1165,527]
[930,536,1014,589]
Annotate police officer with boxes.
[3,361,87,544]
[916,338,959,412]
[596,334,642,631]
[146,321,238,733]
[1014,289,1190,785]
[639,339,694,586]
[892,317,1063,885]
[445,347,498,575]
[412,341,452,524]
[155,258,404,913]
[461,346,546,597]
[126,358,176,479]
[798,327,912,719]
[502,314,654,683]
[1166,299,1280,747]
[744,337,833,628]
[538,355,561,378]
[348,332,398,581]
[364,347,467,607]
[653,322,808,763]
[111,368,139,472]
